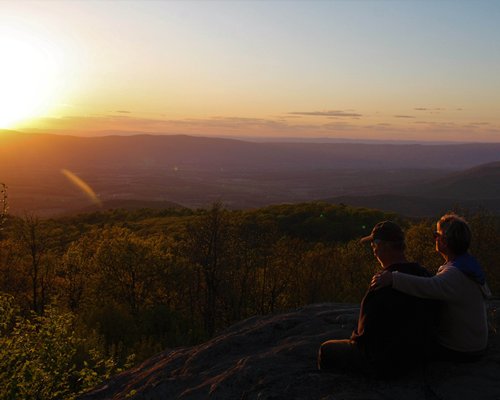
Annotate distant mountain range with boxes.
[1,132,499,216]
[2,132,500,170]
[419,161,500,199]
[325,161,500,216]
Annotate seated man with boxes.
[372,213,490,362]
[318,221,437,376]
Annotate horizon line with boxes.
[2,129,500,146]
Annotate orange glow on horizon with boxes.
[1,1,499,143]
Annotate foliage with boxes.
[253,202,397,243]
[405,221,442,274]
[0,293,129,400]
[468,211,500,293]
[0,183,7,232]
[0,201,499,398]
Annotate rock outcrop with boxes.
[79,302,500,400]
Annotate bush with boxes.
[0,293,129,400]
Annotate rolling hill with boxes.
[325,162,500,216]
[419,161,500,199]
[2,132,500,171]
[1,132,499,216]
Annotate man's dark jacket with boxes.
[351,263,437,372]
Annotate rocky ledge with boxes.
[79,302,500,400]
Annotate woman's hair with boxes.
[438,213,471,255]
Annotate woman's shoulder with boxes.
[437,264,461,274]
[437,263,481,288]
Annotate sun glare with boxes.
[0,29,63,129]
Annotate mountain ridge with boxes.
[2,132,500,170]
[2,133,499,216]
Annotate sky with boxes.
[1,0,500,142]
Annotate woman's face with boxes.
[434,223,446,256]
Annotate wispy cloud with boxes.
[116,110,131,114]
[414,107,445,112]
[19,113,500,143]
[463,122,492,129]
[394,115,415,119]
[322,121,358,131]
[288,110,362,118]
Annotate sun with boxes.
[0,29,63,129]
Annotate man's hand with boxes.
[370,270,393,290]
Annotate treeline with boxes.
[0,202,499,399]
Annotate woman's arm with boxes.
[372,265,462,301]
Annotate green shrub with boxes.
[0,293,130,400]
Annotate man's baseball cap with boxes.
[360,221,404,243]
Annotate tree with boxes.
[93,227,168,316]
[330,240,375,302]
[184,203,231,337]
[60,235,98,312]
[299,243,335,304]
[256,237,302,313]
[15,214,54,314]
[214,213,277,323]
[0,183,7,235]
[468,211,500,293]
[405,221,442,274]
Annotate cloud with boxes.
[19,113,500,143]
[462,122,492,129]
[414,107,445,112]
[394,115,415,119]
[288,110,362,118]
[322,121,358,131]
[116,110,131,114]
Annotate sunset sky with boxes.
[1,0,500,142]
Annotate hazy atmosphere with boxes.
[2,0,500,142]
[1,2,500,399]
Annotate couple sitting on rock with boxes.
[318,213,491,376]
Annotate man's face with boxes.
[371,239,384,266]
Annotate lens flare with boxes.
[61,169,102,207]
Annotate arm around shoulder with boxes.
[392,265,462,301]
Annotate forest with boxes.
[0,188,499,399]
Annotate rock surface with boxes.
[79,302,500,400]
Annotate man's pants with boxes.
[318,339,370,374]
